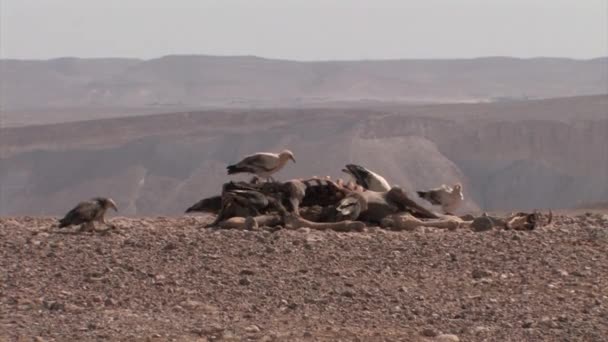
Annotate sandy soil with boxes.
[1,213,607,341]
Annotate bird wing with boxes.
[367,171,391,192]
[237,153,279,171]
[424,190,446,206]
[185,196,222,213]
[60,200,99,225]
[343,164,371,189]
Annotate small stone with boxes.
[471,216,493,232]
[471,269,491,279]
[104,298,117,306]
[240,269,255,276]
[245,325,261,333]
[239,277,251,286]
[181,300,203,309]
[473,326,491,334]
[421,328,438,337]
[435,334,460,342]
[341,290,355,298]
[43,300,65,311]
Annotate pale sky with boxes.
[1,0,606,60]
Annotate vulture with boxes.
[342,164,391,192]
[227,150,296,182]
[185,195,222,214]
[58,197,118,231]
[416,183,464,214]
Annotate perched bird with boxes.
[341,164,391,192]
[416,183,464,214]
[58,197,118,231]
[185,195,223,214]
[227,150,296,182]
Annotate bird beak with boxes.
[108,199,118,212]
[291,156,296,163]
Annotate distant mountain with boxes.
[1,55,606,113]
[1,95,606,215]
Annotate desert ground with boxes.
[1,211,607,341]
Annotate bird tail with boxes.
[416,191,428,199]
[227,164,250,175]
[185,196,222,214]
[344,164,369,184]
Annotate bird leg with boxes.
[78,222,95,233]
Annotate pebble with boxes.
[245,325,261,333]
[421,328,438,337]
[239,277,252,286]
[435,334,460,342]
[471,269,491,279]
[471,216,493,232]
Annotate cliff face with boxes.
[0,96,606,215]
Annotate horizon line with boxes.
[1,54,607,63]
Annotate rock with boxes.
[181,300,203,309]
[297,227,311,234]
[104,298,117,306]
[471,216,494,232]
[471,269,491,279]
[435,334,460,342]
[239,277,252,286]
[240,269,255,276]
[420,328,438,337]
[245,325,261,333]
[43,300,65,311]
[341,290,355,298]
[473,326,491,334]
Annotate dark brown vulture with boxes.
[58,197,118,231]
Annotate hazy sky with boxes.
[1,0,606,60]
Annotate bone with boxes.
[381,213,463,231]
[283,214,366,232]
[216,214,283,230]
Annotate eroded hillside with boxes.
[0,95,607,215]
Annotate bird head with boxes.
[105,198,119,212]
[453,183,464,199]
[280,150,296,163]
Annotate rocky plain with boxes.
[1,210,607,341]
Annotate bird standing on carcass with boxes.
[416,183,464,215]
[57,197,118,232]
[227,149,296,182]
[341,164,391,192]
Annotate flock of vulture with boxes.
[56,149,547,233]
